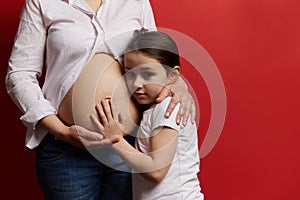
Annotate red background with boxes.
[1,0,300,199]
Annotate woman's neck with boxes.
[85,0,102,13]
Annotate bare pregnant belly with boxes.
[58,53,139,135]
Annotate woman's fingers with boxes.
[188,97,196,124]
[76,125,119,148]
[156,85,171,103]
[81,137,119,150]
[75,125,104,141]
[179,94,191,126]
[165,91,196,126]
[166,94,180,121]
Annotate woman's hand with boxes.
[156,78,196,126]
[40,114,118,150]
[75,125,119,150]
[91,99,124,140]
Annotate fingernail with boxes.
[166,112,170,117]
[176,119,180,124]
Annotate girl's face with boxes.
[124,51,168,106]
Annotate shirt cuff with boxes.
[20,99,57,130]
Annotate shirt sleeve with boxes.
[141,0,157,30]
[151,97,181,132]
[5,0,56,130]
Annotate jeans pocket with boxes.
[36,135,67,162]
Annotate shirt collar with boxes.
[63,0,94,15]
[62,0,106,7]
[62,0,107,16]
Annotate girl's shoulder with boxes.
[148,97,181,132]
[153,96,179,112]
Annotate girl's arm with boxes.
[92,99,178,183]
[112,127,178,183]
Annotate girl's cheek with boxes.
[126,82,134,93]
[146,84,164,95]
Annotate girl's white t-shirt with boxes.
[132,97,204,200]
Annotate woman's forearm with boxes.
[39,114,69,138]
[177,76,188,89]
[39,114,90,149]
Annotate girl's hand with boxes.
[156,80,196,126]
[91,99,124,140]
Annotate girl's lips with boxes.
[133,92,147,98]
[135,92,146,95]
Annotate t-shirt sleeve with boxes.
[151,97,181,132]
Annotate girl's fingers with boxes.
[101,99,114,121]
[96,103,108,125]
[108,99,116,119]
[90,114,105,133]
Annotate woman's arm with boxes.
[156,77,196,126]
[40,114,118,149]
[5,0,55,130]
[92,99,178,183]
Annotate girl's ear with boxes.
[173,66,181,72]
[167,66,180,85]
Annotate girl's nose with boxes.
[132,75,144,89]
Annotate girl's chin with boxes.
[135,97,154,106]
[137,99,151,105]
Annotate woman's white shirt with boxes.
[5,0,156,149]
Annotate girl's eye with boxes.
[142,72,154,80]
[126,71,136,79]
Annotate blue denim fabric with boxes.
[36,134,133,200]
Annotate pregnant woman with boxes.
[6,0,195,199]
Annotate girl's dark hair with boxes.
[125,28,180,69]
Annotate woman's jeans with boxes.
[36,133,133,200]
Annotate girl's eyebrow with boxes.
[124,67,130,70]
[124,66,154,71]
[124,66,134,71]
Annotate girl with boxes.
[93,30,204,200]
